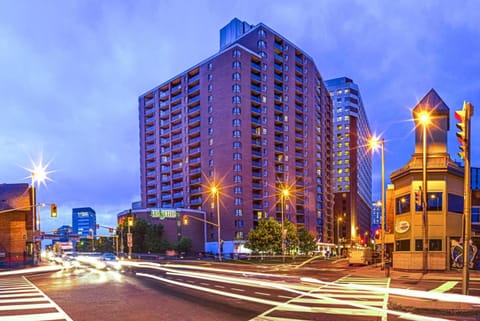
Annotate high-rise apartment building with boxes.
[139,18,334,251]
[72,207,96,239]
[325,77,372,245]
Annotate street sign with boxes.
[127,233,132,247]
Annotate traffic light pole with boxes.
[458,102,474,295]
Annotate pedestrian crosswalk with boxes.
[0,277,72,321]
[252,276,390,321]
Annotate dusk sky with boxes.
[1,0,479,233]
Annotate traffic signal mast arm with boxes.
[182,214,219,227]
[0,203,55,215]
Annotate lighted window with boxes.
[395,194,411,214]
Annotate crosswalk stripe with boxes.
[252,276,390,321]
[0,277,73,321]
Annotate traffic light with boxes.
[454,101,474,161]
[128,216,134,226]
[454,105,467,160]
[374,229,380,239]
[182,215,189,225]
[415,188,422,207]
[50,204,57,218]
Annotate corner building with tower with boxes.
[138,18,334,254]
[389,89,476,271]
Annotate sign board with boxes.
[395,220,410,234]
[151,209,177,220]
[127,233,133,247]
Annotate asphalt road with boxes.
[3,259,479,321]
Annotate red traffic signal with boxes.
[50,204,58,218]
[414,188,422,207]
[454,108,466,160]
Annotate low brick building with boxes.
[0,183,35,267]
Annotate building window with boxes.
[396,239,410,251]
[258,29,266,37]
[259,51,267,58]
[208,105,213,113]
[233,152,242,160]
[234,176,242,183]
[233,61,241,69]
[257,40,266,49]
[232,84,241,93]
[233,49,241,58]
[208,63,213,70]
[208,128,213,135]
[208,138,213,146]
[233,107,241,115]
[427,192,442,211]
[233,72,241,81]
[448,193,463,213]
[234,186,242,194]
[235,220,244,228]
[208,74,213,81]
[234,208,243,216]
[232,119,241,126]
[208,84,213,92]
[234,197,242,205]
[233,130,241,138]
[233,164,242,171]
[233,141,241,149]
[209,160,214,167]
[208,116,213,125]
[208,149,213,156]
[232,96,241,103]
[395,194,410,214]
[208,95,213,102]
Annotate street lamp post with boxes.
[281,188,289,263]
[89,228,95,252]
[418,111,430,274]
[28,161,50,265]
[370,137,385,270]
[211,186,221,262]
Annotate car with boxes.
[100,253,122,271]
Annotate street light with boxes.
[280,187,289,263]
[369,136,385,270]
[417,110,431,274]
[28,160,50,265]
[211,185,222,262]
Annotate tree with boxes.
[176,237,192,255]
[117,218,165,254]
[245,217,281,254]
[298,229,317,255]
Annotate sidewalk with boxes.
[350,265,480,316]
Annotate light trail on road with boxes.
[132,262,457,321]
[302,277,480,305]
